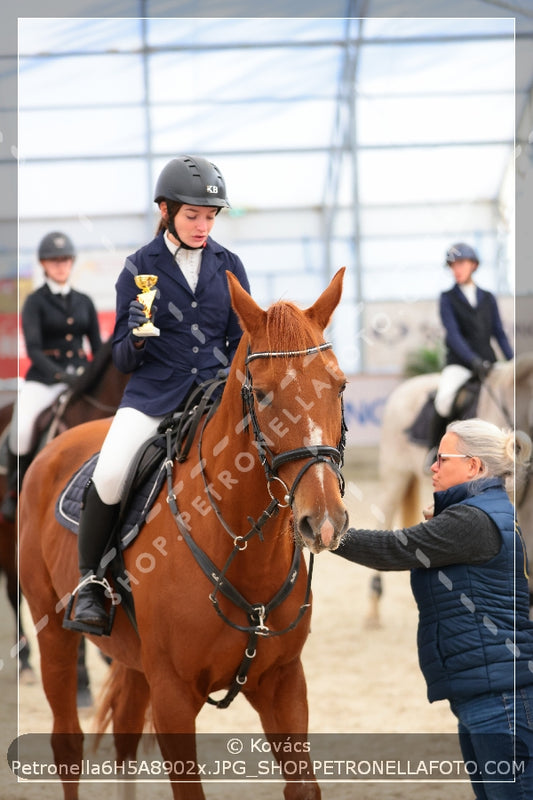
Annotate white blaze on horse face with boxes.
[305,417,326,483]
[280,368,297,389]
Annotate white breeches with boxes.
[434,364,473,417]
[92,406,164,505]
[9,380,68,455]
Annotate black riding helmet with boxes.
[38,231,76,261]
[445,242,479,266]
[154,155,230,209]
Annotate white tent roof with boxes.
[2,1,533,370]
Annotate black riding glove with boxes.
[472,358,492,381]
[128,299,149,339]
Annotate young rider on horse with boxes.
[426,242,513,464]
[69,155,251,633]
[1,232,101,522]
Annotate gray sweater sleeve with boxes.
[333,505,502,571]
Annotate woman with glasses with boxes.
[335,417,533,800]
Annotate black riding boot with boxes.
[0,449,32,522]
[424,409,449,473]
[72,481,120,630]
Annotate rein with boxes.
[45,388,120,444]
[481,377,513,429]
[163,341,346,709]
[79,393,120,414]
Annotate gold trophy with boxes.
[132,274,160,337]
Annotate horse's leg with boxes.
[114,669,150,800]
[76,637,93,707]
[6,574,37,682]
[37,621,84,800]
[148,674,206,800]
[366,571,383,629]
[0,516,36,680]
[246,657,321,800]
[365,467,417,628]
[93,662,151,800]
[22,563,83,800]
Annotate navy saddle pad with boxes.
[55,448,167,550]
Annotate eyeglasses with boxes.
[435,453,471,468]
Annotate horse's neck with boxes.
[65,366,128,423]
[478,366,514,426]
[199,381,294,556]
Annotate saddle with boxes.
[406,377,481,446]
[57,376,225,631]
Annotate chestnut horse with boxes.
[0,339,128,680]
[366,355,533,626]
[19,269,349,800]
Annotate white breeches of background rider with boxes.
[434,364,473,417]
[9,380,68,455]
[92,406,164,505]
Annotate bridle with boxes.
[163,340,346,708]
[241,342,346,507]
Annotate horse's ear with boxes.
[226,271,266,335]
[305,267,345,331]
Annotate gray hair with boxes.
[446,418,531,493]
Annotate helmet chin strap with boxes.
[175,239,205,251]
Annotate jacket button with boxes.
[192,346,199,353]
[67,317,74,325]
[66,350,73,358]
[191,367,198,375]
[65,333,73,341]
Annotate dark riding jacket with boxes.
[334,479,533,704]
[411,479,533,702]
[22,284,102,384]
[112,231,250,416]
[439,284,513,368]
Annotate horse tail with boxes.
[92,660,152,747]
[401,475,420,528]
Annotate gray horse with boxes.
[366,355,533,626]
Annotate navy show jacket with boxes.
[112,231,250,416]
[439,284,513,368]
[23,284,101,384]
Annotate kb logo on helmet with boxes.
[206,185,219,194]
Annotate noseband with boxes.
[242,342,346,506]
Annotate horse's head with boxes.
[227,268,349,554]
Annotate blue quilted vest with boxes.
[411,478,533,702]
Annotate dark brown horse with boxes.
[19,269,348,800]
[0,339,128,680]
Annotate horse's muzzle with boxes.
[296,509,349,554]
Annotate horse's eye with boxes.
[339,381,346,397]
[255,389,273,408]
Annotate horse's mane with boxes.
[264,301,321,355]
[69,339,114,399]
